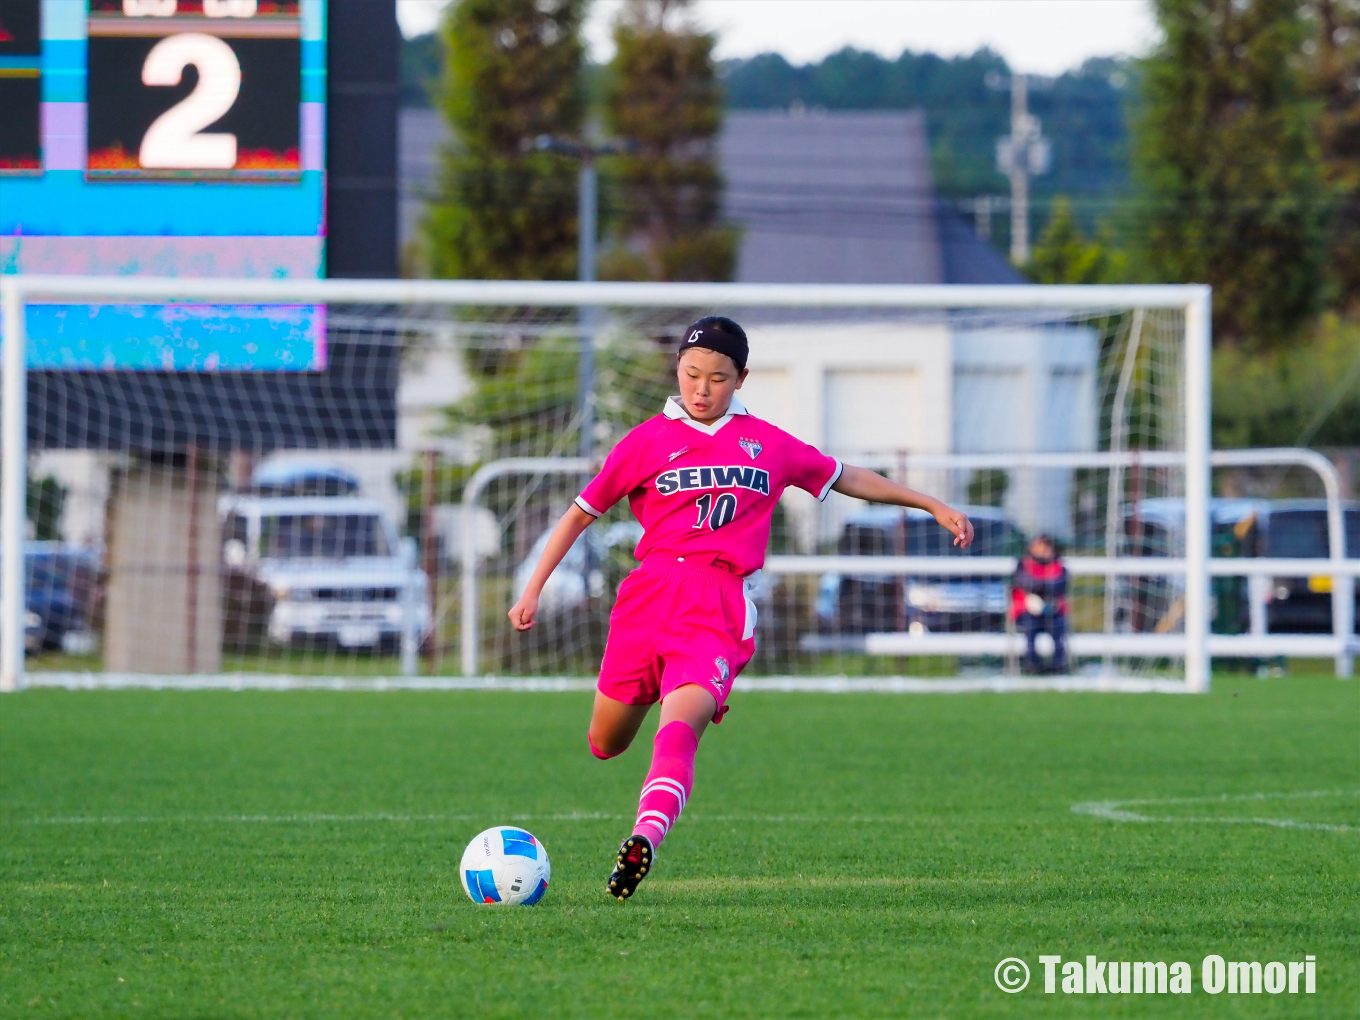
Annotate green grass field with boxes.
[1,680,1356,1018]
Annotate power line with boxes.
[1296,347,1360,447]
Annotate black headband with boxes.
[678,324,748,371]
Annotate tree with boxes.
[444,336,675,460]
[601,0,736,281]
[1213,313,1360,446]
[1306,0,1360,305]
[401,31,440,108]
[1026,197,1124,284]
[423,0,587,280]
[720,48,1132,203]
[1132,0,1327,347]
[27,476,66,542]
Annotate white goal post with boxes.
[1,277,1219,690]
[5,277,1349,696]
[7,276,1349,696]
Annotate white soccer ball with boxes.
[460,826,551,906]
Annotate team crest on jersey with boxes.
[713,656,730,689]
[738,438,762,460]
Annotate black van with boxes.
[817,505,1024,634]
[1123,498,1360,634]
[1248,501,1360,633]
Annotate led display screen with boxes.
[0,0,42,171]
[0,0,327,371]
[86,0,302,180]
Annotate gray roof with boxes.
[399,106,1023,285]
[720,110,942,284]
[400,108,444,257]
[936,201,1028,285]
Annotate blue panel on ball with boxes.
[465,869,501,903]
[522,878,548,906]
[500,830,538,859]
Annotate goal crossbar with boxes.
[1,275,1205,309]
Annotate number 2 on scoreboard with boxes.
[139,33,241,169]
[692,492,738,530]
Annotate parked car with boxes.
[817,505,1025,634]
[251,461,360,497]
[13,544,101,652]
[513,520,645,615]
[1253,500,1360,633]
[219,494,429,652]
[1120,498,1262,633]
[1123,497,1360,634]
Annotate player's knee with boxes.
[588,728,628,759]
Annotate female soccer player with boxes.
[508,316,973,901]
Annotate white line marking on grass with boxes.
[25,673,1193,694]
[18,812,909,827]
[20,812,621,826]
[25,674,602,693]
[652,875,1008,892]
[1073,789,1360,834]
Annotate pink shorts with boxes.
[597,557,757,723]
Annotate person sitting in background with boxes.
[1011,534,1068,674]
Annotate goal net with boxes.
[0,278,1212,689]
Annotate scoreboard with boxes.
[0,0,326,371]
[0,0,42,171]
[0,0,399,451]
[86,0,302,180]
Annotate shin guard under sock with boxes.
[632,720,698,847]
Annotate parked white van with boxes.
[218,494,430,651]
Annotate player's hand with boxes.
[936,505,974,548]
[508,593,539,631]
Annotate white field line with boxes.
[24,673,1192,695]
[1073,789,1360,834]
[653,875,1014,891]
[18,812,910,827]
[24,792,1357,832]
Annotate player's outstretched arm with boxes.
[832,464,974,548]
[508,504,597,631]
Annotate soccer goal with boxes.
[6,274,1346,695]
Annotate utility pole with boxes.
[532,135,628,459]
[994,73,1051,264]
[577,151,597,460]
[975,194,993,240]
[960,194,1009,241]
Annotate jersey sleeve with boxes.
[783,435,843,502]
[575,429,645,518]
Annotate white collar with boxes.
[663,395,749,435]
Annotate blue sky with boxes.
[395,1,1158,76]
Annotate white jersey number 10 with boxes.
[692,493,739,530]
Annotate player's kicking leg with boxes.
[606,683,716,901]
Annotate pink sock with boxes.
[632,720,698,847]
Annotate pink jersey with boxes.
[575,396,842,577]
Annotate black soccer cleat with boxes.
[607,834,654,901]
